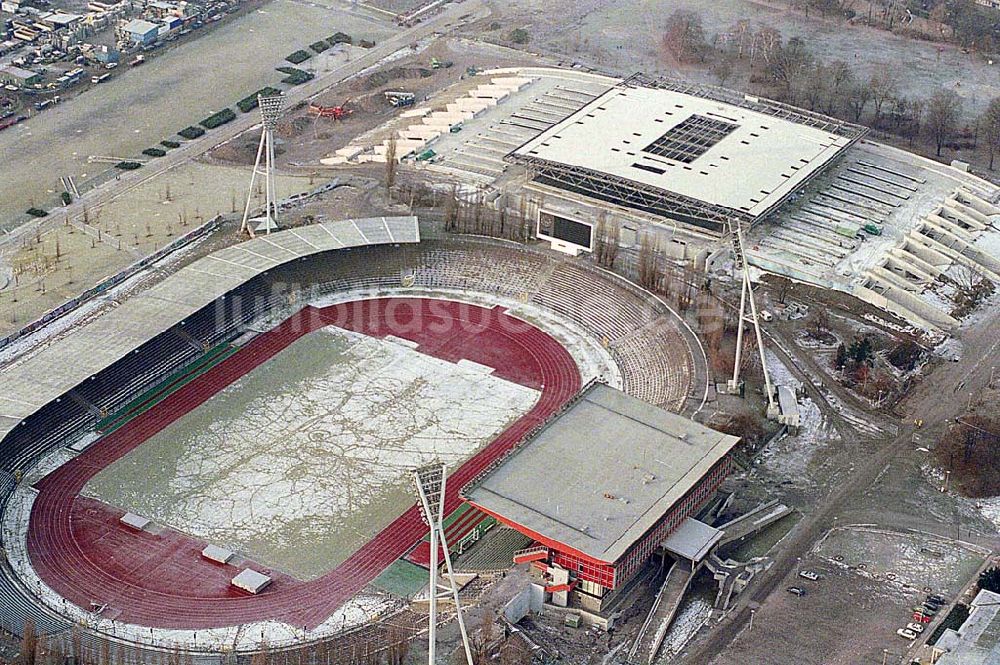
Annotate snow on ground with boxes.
[309,286,623,388]
[813,526,986,596]
[84,326,539,579]
[655,598,712,663]
[757,349,831,484]
[2,446,402,651]
[971,496,1000,534]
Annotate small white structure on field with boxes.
[201,544,235,565]
[232,569,271,594]
[120,513,151,531]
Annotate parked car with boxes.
[787,586,806,596]
[897,628,917,640]
[906,622,925,634]
[928,594,947,604]
[798,570,820,581]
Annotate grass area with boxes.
[142,147,167,158]
[372,560,428,598]
[160,140,181,149]
[309,40,329,53]
[115,161,142,170]
[199,108,237,130]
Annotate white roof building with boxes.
[508,74,866,236]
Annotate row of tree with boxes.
[664,10,1000,165]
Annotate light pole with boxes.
[412,462,473,665]
[240,94,283,238]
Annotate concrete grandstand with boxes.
[328,66,1000,333]
[0,218,706,658]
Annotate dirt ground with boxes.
[209,37,541,169]
[0,161,317,336]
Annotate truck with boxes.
[130,54,146,67]
[384,90,415,107]
[91,72,112,84]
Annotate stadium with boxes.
[0,217,712,660]
[4,64,999,665]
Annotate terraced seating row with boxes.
[530,262,660,343]
[611,319,693,412]
[0,236,699,644]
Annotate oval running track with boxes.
[27,298,581,630]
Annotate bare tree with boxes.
[385,137,398,194]
[637,232,659,291]
[925,88,962,157]
[867,62,899,130]
[768,37,814,103]
[711,56,735,87]
[845,80,872,122]
[662,10,707,63]
[824,60,855,117]
[982,97,1000,170]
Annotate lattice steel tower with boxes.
[240,94,284,238]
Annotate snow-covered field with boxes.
[84,326,539,579]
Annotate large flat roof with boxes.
[464,383,739,564]
[0,217,419,446]
[510,76,860,224]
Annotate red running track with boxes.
[27,298,581,630]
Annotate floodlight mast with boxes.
[727,219,776,415]
[240,94,284,239]
[412,462,473,665]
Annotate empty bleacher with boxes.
[0,234,698,644]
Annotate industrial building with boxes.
[122,18,158,45]
[463,383,739,613]
[0,64,40,87]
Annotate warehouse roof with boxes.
[0,217,419,446]
[464,383,739,564]
[510,76,859,221]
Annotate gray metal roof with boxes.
[464,383,739,564]
[0,217,418,445]
[661,517,723,562]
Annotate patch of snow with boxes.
[655,598,712,662]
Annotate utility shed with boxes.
[777,385,800,428]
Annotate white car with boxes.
[897,628,917,640]
[906,622,925,634]
[798,570,820,581]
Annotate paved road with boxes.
[0,0,484,261]
[679,302,1000,664]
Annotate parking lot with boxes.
[710,527,988,665]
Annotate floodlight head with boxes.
[258,94,284,130]
[412,462,445,521]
